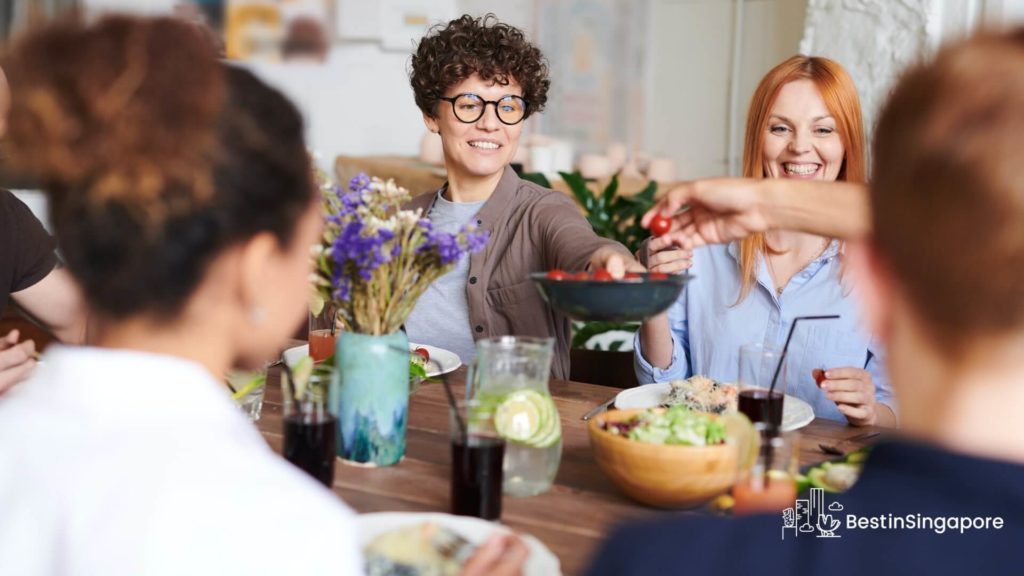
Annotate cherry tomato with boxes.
[813,368,827,386]
[414,347,430,361]
[649,214,672,237]
[624,272,642,280]
[593,268,613,281]
[648,272,668,281]
[546,269,570,280]
[574,271,591,280]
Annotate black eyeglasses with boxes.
[438,93,529,125]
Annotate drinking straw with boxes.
[384,343,467,442]
[440,369,468,444]
[281,360,299,405]
[765,315,840,434]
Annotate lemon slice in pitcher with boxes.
[494,389,557,445]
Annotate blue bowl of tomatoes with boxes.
[531,270,693,322]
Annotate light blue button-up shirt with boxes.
[633,240,895,423]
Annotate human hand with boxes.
[459,533,530,576]
[641,178,771,249]
[640,235,694,274]
[815,367,878,426]
[0,329,38,395]
[589,247,645,279]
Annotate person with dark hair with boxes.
[584,28,1024,576]
[404,14,642,378]
[0,64,86,395]
[0,17,366,574]
[0,16,529,576]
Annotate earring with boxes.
[249,306,266,325]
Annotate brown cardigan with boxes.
[405,166,632,379]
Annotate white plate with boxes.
[282,343,461,378]
[614,382,815,432]
[358,512,561,576]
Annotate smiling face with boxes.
[423,73,524,184]
[761,79,846,181]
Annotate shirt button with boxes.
[475,325,484,333]
[469,276,478,285]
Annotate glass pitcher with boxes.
[466,336,562,497]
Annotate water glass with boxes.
[732,426,800,516]
[469,336,561,497]
[227,369,267,422]
[737,343,787,429]
[450,399,505,520]
[283,369,338,487]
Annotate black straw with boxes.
[281,360,299,404]
[383,343,466,441]
[440,369,468,444]
[759,314,839,485]
[766,315,839,432]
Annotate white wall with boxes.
[799,0,1024,152]
[243,45,424,169]
[799,0,937,147]
[646,0,807,179]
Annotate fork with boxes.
[431,526,475,565]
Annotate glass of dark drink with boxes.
[450,400,505,520]
[737,343,787,429]
[283,370,337,487]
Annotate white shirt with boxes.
[0,346,364,576]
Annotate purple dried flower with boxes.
[348,172,372,193]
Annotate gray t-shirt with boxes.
[404,190,485,366]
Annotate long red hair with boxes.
[736,55,865,302]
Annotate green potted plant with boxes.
[521,171,658,387]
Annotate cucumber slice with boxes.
[525,395,561,448]
[808,462,860,493]
[494,390,547,443]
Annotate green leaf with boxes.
[602,173,620,205]
[637,180,658,203]
[571,321,641,349]
[560,171,595,210]
[409,361,428,380]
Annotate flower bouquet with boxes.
[311,172,487,465]
[311,172,488,335]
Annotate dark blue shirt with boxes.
[586,440,1024,575]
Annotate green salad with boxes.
[602,405,727,446]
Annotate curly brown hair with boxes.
[2,16,313,320]
[409,13,549,119]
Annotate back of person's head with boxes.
[743,55,865,184]
[872,28,1024,351]
[409,13,549,119]
[2,15,313,323]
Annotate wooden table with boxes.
[256,367,882,575]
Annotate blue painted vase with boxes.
[334,331,409,466]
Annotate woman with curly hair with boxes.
[405,14,642,378]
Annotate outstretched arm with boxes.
[642,178,871,248]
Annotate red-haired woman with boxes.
[635,56,895,427]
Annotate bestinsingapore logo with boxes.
[782,488,1006,540]
[782,488,842,539]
